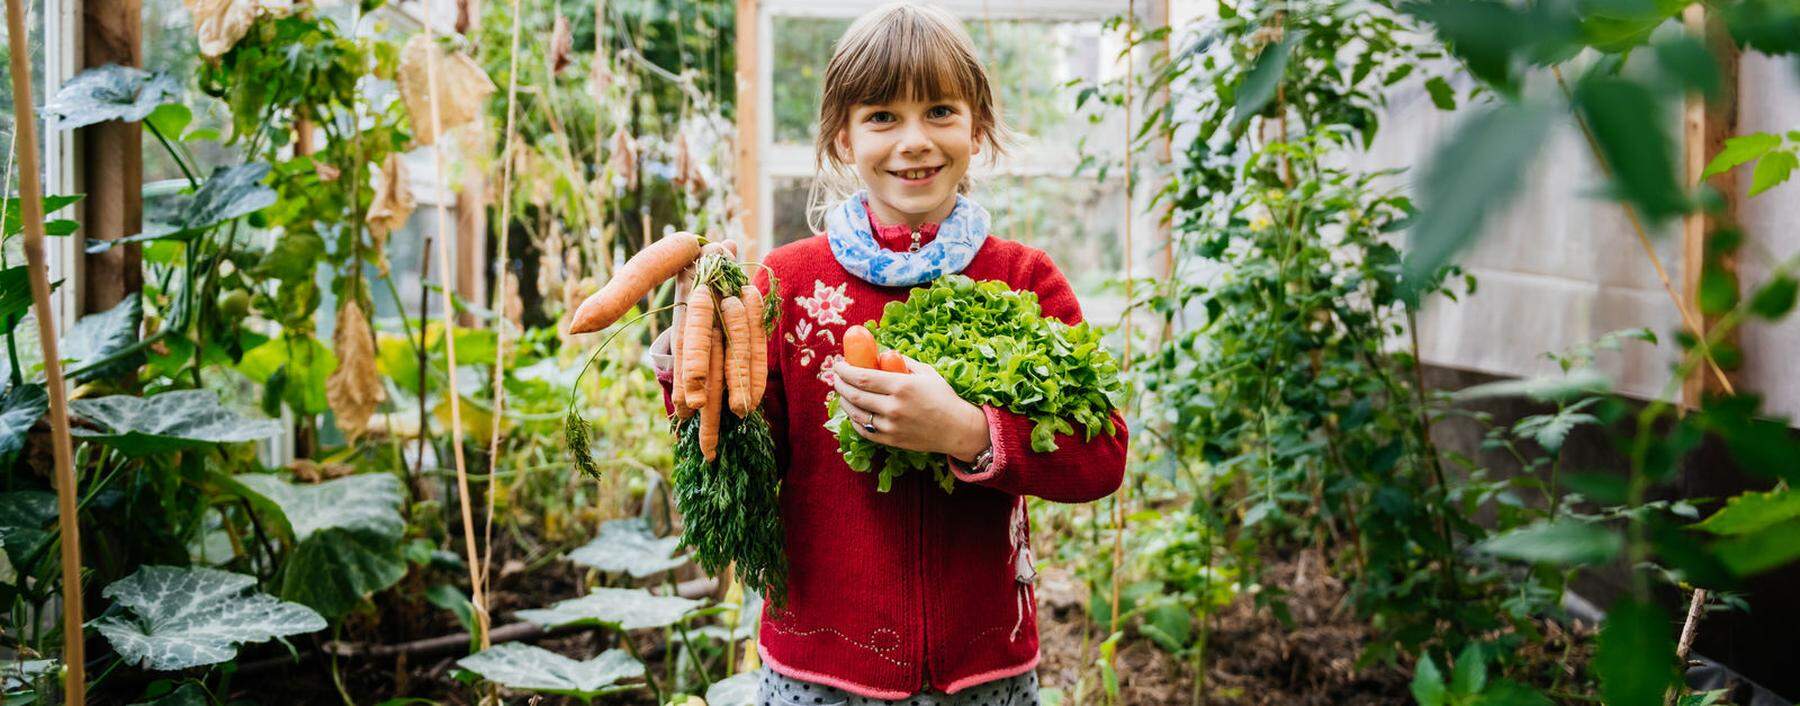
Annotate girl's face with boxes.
[835,96,980,228]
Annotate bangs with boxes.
[834,18,982,108]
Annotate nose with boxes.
[896,118,934,157]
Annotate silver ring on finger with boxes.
[862,412,878,433]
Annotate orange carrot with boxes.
[681,286,715,409]
[671,303,695,419]
[844,324,877,369]
[741,286,767,406]
[700,329,725,461]
[720,296,752,417]
[568,232,701,333]
[877,349,908,373]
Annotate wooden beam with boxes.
[735,0,762,260]
[1680,6,1741,408]
[79,0,143,314]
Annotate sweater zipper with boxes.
[909,227,923,252]
[916,473,932,690]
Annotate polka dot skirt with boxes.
[756,668,1039,706]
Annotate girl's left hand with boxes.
[832,355,991,462]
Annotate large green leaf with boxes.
[0,384,46,466]
[1709,517,1800,576]
[127,683,208,706]
[455,644,643,699]
[1477,519,1622,566]
[706,672,759,706]
[1403,102,1552,297]
[1594,599,1676,706]
[70,389,282,455]
[1695,489,1800,536]
[0,491,58,580]
[62,293,143,382]
[1,659,55,697]
[92,565,326,670]
[1575,75,1689,224]
[1229,30,1302,132]
[0,267,33,325]
[95,163,275,252]
[237,333,336,416]
[568,518,689,578]
[45,65,181,129]
[233,473,407,619]
[514,587,702,631]
[0,195,83,237]
[1701,133,1781,179]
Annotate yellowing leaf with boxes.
[397,34,496,146]
[365,153,414,275]
[327,301,386,443]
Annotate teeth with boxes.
[897,168,936,180]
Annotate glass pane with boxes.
[142,0,241,182]
[0,0,49,185]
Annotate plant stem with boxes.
[145,121,200,189]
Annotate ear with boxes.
[970,125,984,157]
[834,128,853,161]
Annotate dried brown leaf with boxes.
[187,0,257,58]
[366,153,414,276]
[327,301,386,443]
[550,16,574,76]
[397,34,497,146]
[607,128,638,190]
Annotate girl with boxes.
[650,4,1127,704]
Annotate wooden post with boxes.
[734,0,760,260]
[79,0,143,314]
[5,0,86,698]
[1680,5,1740,408]
[456,167,487,326]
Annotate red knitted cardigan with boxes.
[651,218,1127,698]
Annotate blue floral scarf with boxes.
[824,190,990,288]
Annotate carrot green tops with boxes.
[650,211,1127,698]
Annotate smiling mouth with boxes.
[889,166,944,181]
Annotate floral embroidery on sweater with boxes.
[787,279,854,385]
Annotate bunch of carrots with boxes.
[565,231,787,602]
[567,232,773,461]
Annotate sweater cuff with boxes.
[648,327,675,385]
[947,404,1011,485]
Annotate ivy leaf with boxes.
[92,565,326,671]
[0,384,46,466]
[1748,276,1797,319]
[94,163,276,252]
[1229,30,1303,132]
[1595,599,1677,706]
[514,587,703,631]
[70,389,282,455]
[61,293,143,382]
[1477,520,1622,566]
[1700,133,1780,179]
[45,65,181,129]
[568,518,689,578]
[232,473,407,619]
[1402,102,1552,297]
[1748,149,1797,196]
[455,643,643,698]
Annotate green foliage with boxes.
[69,390,283,456]
[825,274,1124,492]
[455,644,645,701]
[568,517,689,578]
[62,293,145,382]
[231,473,408,619]
[45,65,183,129]
[515,587,703,631]
[671,410,787,605]
[92,565,326,670]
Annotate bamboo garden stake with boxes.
[4,0,86,698]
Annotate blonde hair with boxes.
[807,2,1010,232]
